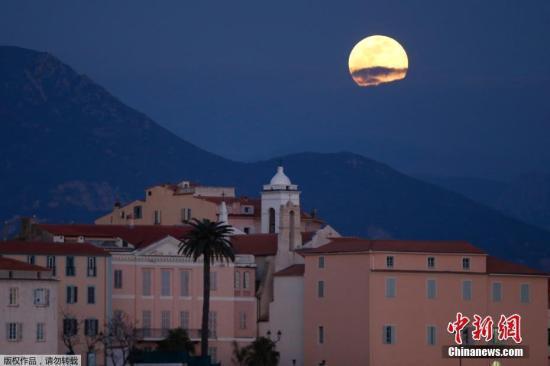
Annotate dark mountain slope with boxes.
[1,46,549,269]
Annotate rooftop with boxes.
[231,234,278,256]
[0,256,51,271]
[300,237,487,255]
[38,224,192,249]
[274,264,305,277]
[0,240,110,256]
[487,256,548,276]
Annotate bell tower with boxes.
[260,166,300,234]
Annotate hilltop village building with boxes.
[6,166,549,366]
[0,257,58,354]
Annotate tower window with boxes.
[289,210,296,249]
[268,208,276,233]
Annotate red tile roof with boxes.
[0,241,110,256]
[38,224,191,249]
[300,237,486,255]
[231,234,278,256]
[274,264,305,277]
[487,256,547,276]
[0,257,51,271]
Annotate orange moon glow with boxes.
[348,35,408,87]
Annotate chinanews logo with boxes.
[443,312,528,359]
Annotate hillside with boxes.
[1,46,550,270]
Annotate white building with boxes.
[0,256,58,354]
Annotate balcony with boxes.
[136,328,215,341]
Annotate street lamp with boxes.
[266,330,282,343]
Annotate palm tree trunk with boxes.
[201,254,211,359]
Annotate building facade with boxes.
[301,238,548,366]
[0,257,58,354]
[0,241,111,365]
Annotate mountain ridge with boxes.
[1,45,550,270]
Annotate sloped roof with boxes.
[487,256,547,276]
[0,241,110,256]
[274,264,305,277]
[231,234,278,256]
[38,224,191,249]
[0,256,51,271]
[300,237,486,255]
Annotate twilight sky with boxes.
[1,0,550,181]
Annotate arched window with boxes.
[268,208,276,233]
[289,210,296,249]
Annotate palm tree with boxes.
[178,218,235,360]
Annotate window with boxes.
[210,271,217,291]
[180,311,189,330]
[34,288,50,306]
[7,323,22,341]
[385,278,396,298]
[36,323,45,342]
[142,311,151,337]
[268,208,276,233]
[427,326,436,345]
[87,286,95,304]
[427,279,437,299]
[142,269,152,296]
[8,287,18,306]
[234,271,241,289]
[386,256,394,268]
[289,210,296,249]
[520,284,530,303]
[66,285,78,304]
[239,311,247,329]
[114,270,123,289]
[154,210,161,225]
[383,325,395,344]
[243,272,250,289]
[208,311,217,337]
[318,281,325,298]
[27,255,35,265]
[462,257,471,270]
[318,326,325,344]
[181,208,192,223]
[180,271,190,296]
[133,205,143,219]
[161,270,171,296]
[161,311,171,331]
[492,282,502,302]
[85,319,99,337]
[318,256,325,269]
[87,257,97,277]
[427,257,435,268]
[47,256,56,276]
[66,256,75,276]
[63,318,78,336]
[462,280,472,301]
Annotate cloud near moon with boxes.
[348,35,408,87]
[351,67,408,87]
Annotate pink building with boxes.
[300,238,548,366]
[0,241,111,366]
[0,257,58,354]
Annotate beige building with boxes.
[0,241,111,366]
[94,174,323,234]
[0,256,58,354]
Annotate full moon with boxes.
[348,35,408,87]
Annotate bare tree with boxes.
[100,311,140,366]
[61,311,81,355]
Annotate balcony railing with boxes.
[136,328,216,341]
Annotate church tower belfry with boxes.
[260,166,300,234]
